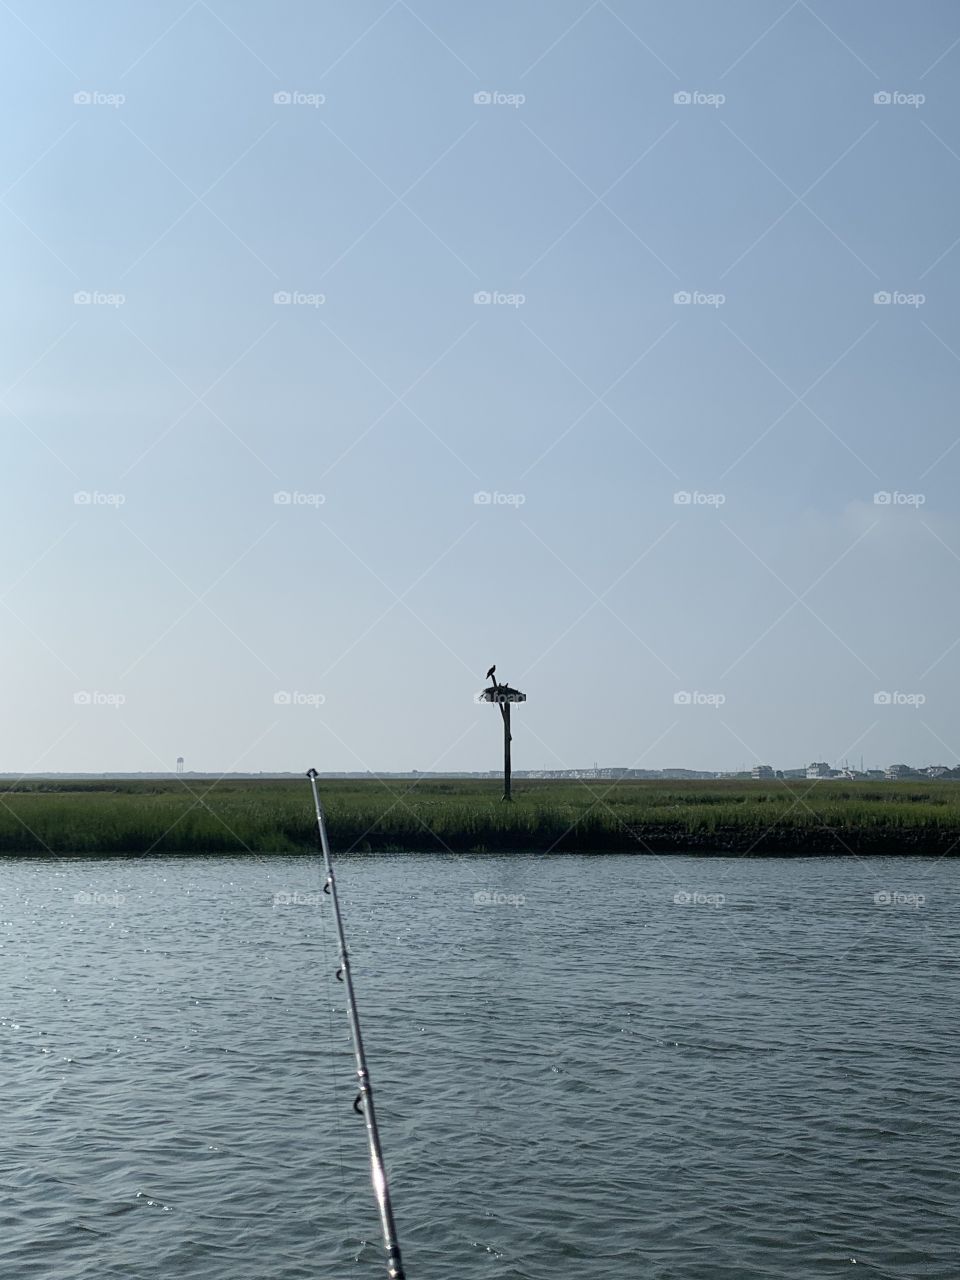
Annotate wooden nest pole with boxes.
[479,675,527,801]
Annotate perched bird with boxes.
[485,664,496,683]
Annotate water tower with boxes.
[176,756,184,775]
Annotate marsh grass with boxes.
[0,777,958,855]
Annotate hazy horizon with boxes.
[0,756,946,777]
[6,2,960,774]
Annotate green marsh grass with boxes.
[0,777,958,855]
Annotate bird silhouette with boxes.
[485,664,496,683]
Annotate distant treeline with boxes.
[0,777,959,855]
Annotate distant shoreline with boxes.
[0,770,951,782]
[0,777,958,857]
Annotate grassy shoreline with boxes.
[0,777,959,856]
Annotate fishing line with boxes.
[306,769,406,1280]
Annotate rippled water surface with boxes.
[2,853,959,1278]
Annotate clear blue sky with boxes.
[3,0,960,774]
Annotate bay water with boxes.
[2,853,957,1278]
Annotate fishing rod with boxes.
[306,768,406,1280]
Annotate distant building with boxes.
[806,761,835,779]
[752,764,774,779]
[885,764,915,780]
